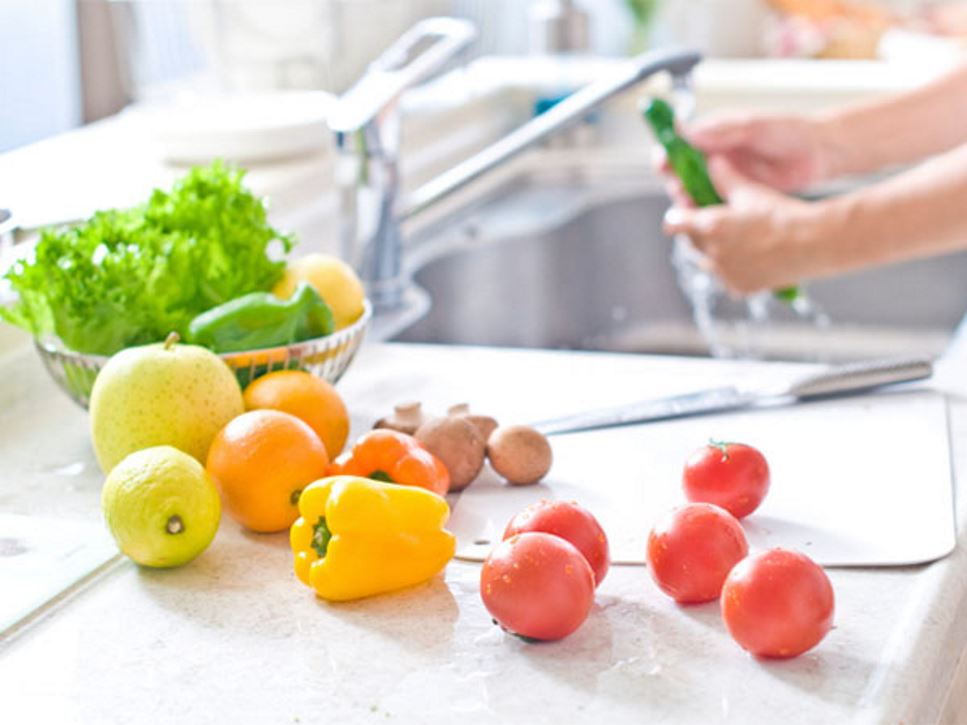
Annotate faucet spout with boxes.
[334,24,701,316]
[332,18,476,312]
[400,47,701,220]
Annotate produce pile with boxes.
[93,327,835,659]
[481,442,833,657]
[9,162,835,664]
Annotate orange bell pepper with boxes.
[328,429,450,496]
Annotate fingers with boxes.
[662,206,724,253]
[661,158,761,240]
[706,155,755,201]
[663,208,765,295]
[728,149,803,194]
[650,145,670,174]
[664,178,694,209]
[662,206,689,238]
[685,115,758,153]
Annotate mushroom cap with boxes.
[487,425,552,486]
[415,415,486,491]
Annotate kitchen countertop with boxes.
[3,340,967,724]
[2,52,965,722]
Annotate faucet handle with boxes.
[329,17,477,133]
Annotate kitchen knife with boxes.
[532,357,934,435]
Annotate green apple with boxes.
[102,446,221,567]
[90,333,244,473]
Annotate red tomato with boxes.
[480,532,595,641]
[646,503,748,604]
[503,500,610,587]
[721,548,834,658]
[683,441,770,519]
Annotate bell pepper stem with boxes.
[312,517,332,558]
[369,470,394,483]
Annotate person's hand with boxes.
[663,156,827,295]
[654,112,836,206]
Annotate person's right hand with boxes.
[655,112,836,205]
[661,155,834,295]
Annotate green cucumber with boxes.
[641,97,800,303]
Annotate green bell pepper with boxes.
[641,97,800,303]
[186,281,335,353]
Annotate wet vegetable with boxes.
[481,532,595,642]
[504,500,610,587]
[646,503,748,604]
[721,548,835,658]
[682,440,771,519]
[641,97,800,302]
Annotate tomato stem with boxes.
[369,470,394,483]
[709,438,732,462]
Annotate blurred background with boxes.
[3,0,967,153]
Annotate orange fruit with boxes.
[243,371,350,460]
[206,410,329,533]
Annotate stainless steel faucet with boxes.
[329,17,701,314]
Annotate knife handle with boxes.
[785,357,933,399]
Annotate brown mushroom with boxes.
[487,425,552,486]
[373,401,427,435]
[447,403,499,442]
[415,414,486,492]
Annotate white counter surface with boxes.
[2,340,967,724]
[2,53,966,723]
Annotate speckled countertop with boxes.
[3,339,967,724]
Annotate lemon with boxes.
[102,446,221,568]
[273,253,365,330]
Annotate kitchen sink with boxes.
[393,154,967,362]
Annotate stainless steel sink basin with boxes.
[394,155,967,361]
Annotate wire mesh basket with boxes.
[35,300,372,409]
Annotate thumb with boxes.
[707,155,758,201]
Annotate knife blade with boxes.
[531,357,934,436]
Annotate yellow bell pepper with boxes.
[290,475,456,601]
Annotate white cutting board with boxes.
[450,389,956,567]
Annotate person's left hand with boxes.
[662,156,825,295]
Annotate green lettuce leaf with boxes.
[0,162,293,355]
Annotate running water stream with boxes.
[668,74,830,360]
